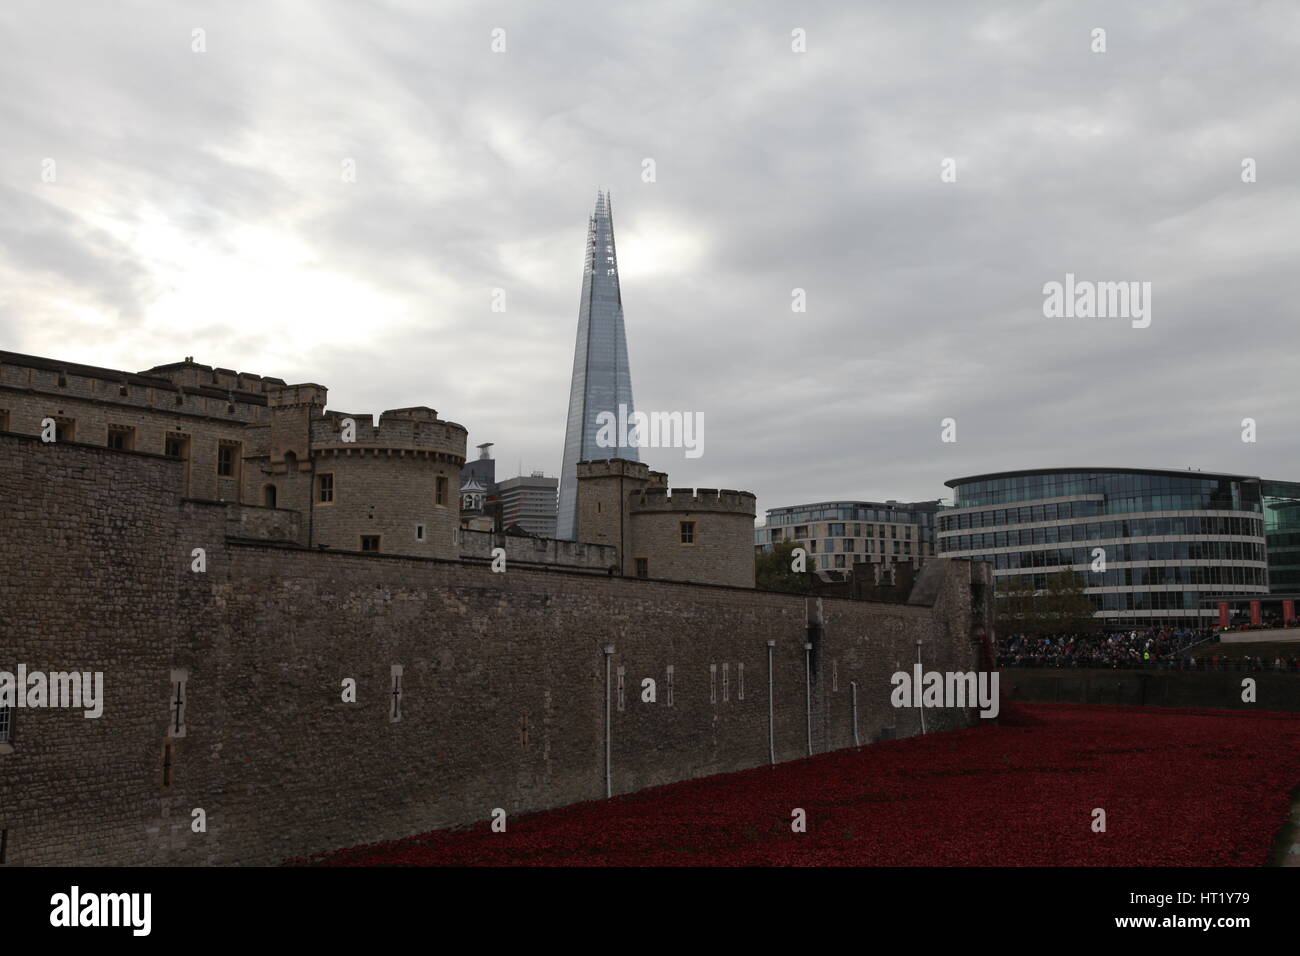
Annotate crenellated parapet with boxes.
[630,486,756,517]
[312,407,467,465]
[575,457,650,481]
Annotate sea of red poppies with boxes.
[297,702,1300,866]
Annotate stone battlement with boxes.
[631,486,757,516]
[313,408,467,461]
[0,351,271,419]
[575,457,650,481]
[140,357,287,395]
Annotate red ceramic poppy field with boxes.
[300,703,1300,866]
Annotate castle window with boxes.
[435,476,448,506]
[317,473,334,503]
[0,409,9,431]
[162,742,172,790]
[738,663,745,701]
[52,417,75,442]
[635,557,648,579]
[169,669,188,738]
[165,432,190,459]
[361,535,381,553]
[119,383,128,396]
[722,662,730,702]
[415,524,425,541]
[58,373,67,387]
[666,665,674,707]
[218,441,239,477]
[174,392,184,406]
[710,664,717,704]
[679,521,695,544]
[0,705,13,747]
[263,484,277,508]
[616,666,625,712]
[390,665,403,722]
[107,425,134,451]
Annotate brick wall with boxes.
[0,435,989,865]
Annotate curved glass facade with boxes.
[940,469,1267,627]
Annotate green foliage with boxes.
[995,570,1100,637]
[755,539,814,594]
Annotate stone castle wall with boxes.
[0,433,990,866]
[459,529,617,572]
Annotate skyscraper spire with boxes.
[556,190,638,540]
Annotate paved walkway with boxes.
[1221,628,1300,644]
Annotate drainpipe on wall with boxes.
[766,639,776,765]
[304,410,316,548]
[916,638,926,735]
[850,680,860,747]
[803,642,813,756]
[308,455,316,547]
[603,645,614,797]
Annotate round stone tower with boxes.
[309,407,467,558]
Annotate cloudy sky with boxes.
[3,0,1298,519]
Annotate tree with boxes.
[755,540,815,594]
[995,570,1100,637]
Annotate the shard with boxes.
[556,190,638,541]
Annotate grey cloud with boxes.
[2,0,1299,517]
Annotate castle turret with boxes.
[308,407,468,558]
[628,486,757,587]
[577,459,756,586]
[576,458,651,571]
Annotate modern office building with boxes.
[938,468,1269,628]
[497,472,559,538]
[1261,479,1300,594]
[556,190,638,540]
[757,500,941,571]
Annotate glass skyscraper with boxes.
[556,191,638,540]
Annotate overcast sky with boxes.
[3,0,1298,520]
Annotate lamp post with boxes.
[603,645,614,797]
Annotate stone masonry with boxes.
[0,432,992,865]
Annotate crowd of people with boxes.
[997,627,1300,672]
